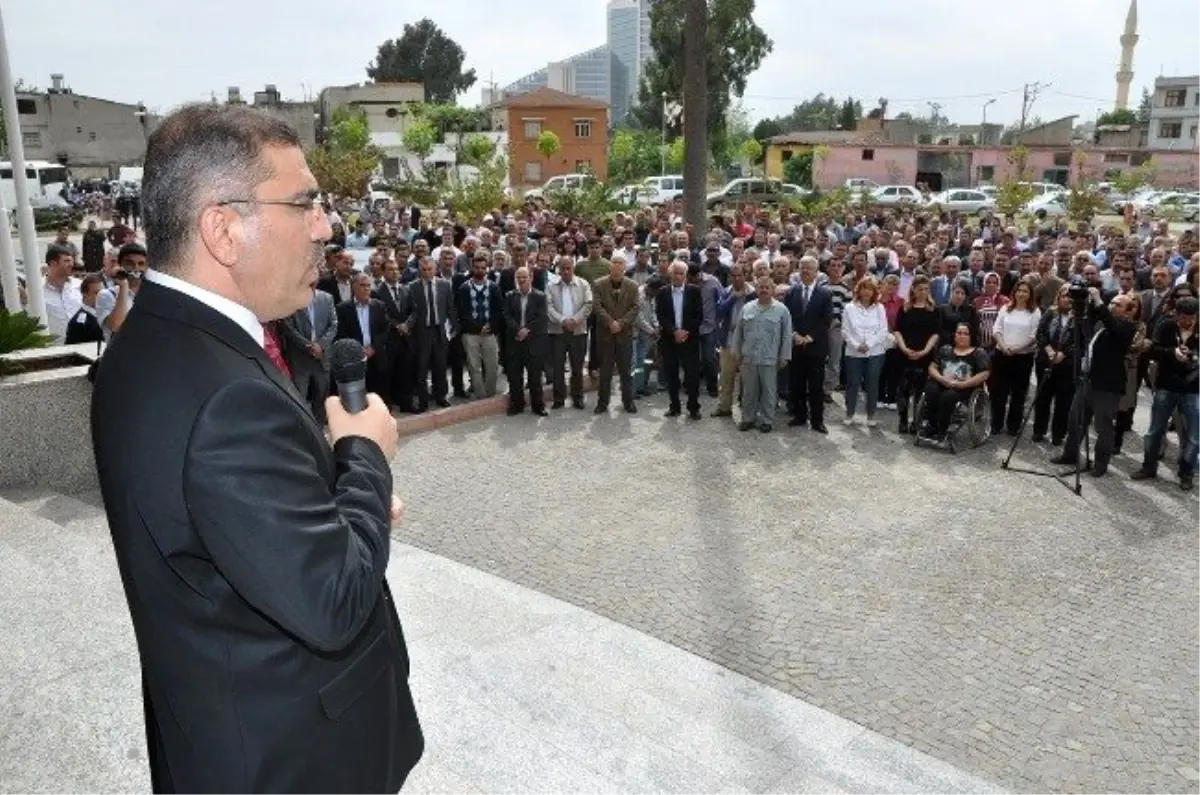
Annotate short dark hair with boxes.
[45,244,73,265]
[80,273,105,293]
[118,242,147,264]
[141,103,302,275]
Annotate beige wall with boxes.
[13,92,154,170]
[505,106,608,187]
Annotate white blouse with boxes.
[842,302,891,358]
[993,306,1041,354]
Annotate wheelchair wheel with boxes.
[963,389,992,448]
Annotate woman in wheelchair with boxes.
[918,323,992,441]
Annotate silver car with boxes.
[926,188,996,216]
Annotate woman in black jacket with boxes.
[1032,284,1078,445]
[938,282,980,347]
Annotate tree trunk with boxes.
[682,0,708,238]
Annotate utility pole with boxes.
[1018,81,1051,140]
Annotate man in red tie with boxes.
[262,320,291,379]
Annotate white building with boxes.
[1147,74,1199,150]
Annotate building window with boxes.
[523,161,542,183]
[88,132,97,142]
[1052,152,1071,167]
[16,98,35,114]
[1130,151,1152,166]
[385,107,399,118]
[1191,124,1198,141]
[575,159,591,172]
[781,149,793,162]
[1159,121,1182,139]
[76,126,82,134]
[861,148,875,161]
[1103,153,1129,163]
[522,119,543,139]
[1163,88,1187,107]
[978,165,995,182]
[22,130,41,148]
[573,118,592,138]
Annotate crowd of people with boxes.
[17,185,1200,491]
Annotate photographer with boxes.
[95,243,148,340]
[1051,285,1139,477]
[1131,297,1199,490]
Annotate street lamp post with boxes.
[0,4,45,323]
[981,98,997,143]
[660,91,667,176]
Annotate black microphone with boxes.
[330,338,368,413]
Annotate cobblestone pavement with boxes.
[392,393,1199,794]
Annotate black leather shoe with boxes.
[623,403,638,413]
[788,417,806,427]
[665,407,682,417]
[688,410,702,420]
[552,400,565,409]
[506,406,524,416]
[711,408,733,418]
[1031,434,1046,443]
[435,398,451,408]
[593,404,608,414]
[532,407,548,417]
[572,398,585,410]
[812,423,829,434]
[759,424,773,433]
[1130,468,1156,481]
[453,389,469,399]
[1181,474,1195,490]
[738,421,754,431]
[1050,454,1075,465]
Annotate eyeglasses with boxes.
[216,196,321,213]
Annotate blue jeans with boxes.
[1143,390,1199,476]
[844,354,884,418]
[632,334,657,393]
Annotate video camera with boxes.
[1066,275,1091,307]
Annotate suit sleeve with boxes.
[184,378,393,653]
[619,285,640,327]
[318,300,338,350]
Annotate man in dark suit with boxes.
[783,256,833,433]
[655,260,704,419]
[374,260,416,411]
[337,273,392,403]
[400,256,456,411]
[280,288,338,423]
[1051,287,1139,477]
[502,266,548,416]
[90,104,421,793]
[316,246,354,304]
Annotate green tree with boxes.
[1136,87,1152,124]
[407,102,490,141]
[837,97,862,131]
[609,129,663,184]
[536,130,561,167]
[1064,151,1109,224]
[458,133,497,168]
[367,19,477,103]
[307,108,380,199]
[402,119,437,160]
[1109,160,1157,197]
[752,118,783,143]
[740,138,763,169]
[782,151,812,186]
[666,137,686,172]
[442,157,508,222]
[1096,108,1137,127]
[994,145,1036,219]
[634,0,773,160]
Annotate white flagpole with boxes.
[0,4,47,324]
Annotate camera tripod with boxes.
[1001,300,1091,496]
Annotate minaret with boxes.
[1115,0,1138,110]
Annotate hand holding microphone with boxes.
[326,339,397,461]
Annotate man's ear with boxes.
[198,205,242,269]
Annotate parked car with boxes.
[642,174,685,202]
[926,188,996,216]
[524,172,595,200]
[782,183,812,197]
[706,178,785,209]
[977,185,998,199]
[844,178,880,193]
[614,183,664,207]
[1025,194,1068,219]
[871,185,923,206]
[1147,192,1200,221]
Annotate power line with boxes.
[1045,89,1113,103]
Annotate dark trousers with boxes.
[596,333,634,407]
[549,333,587,402]
[990,351,1035,434]
[586,314,598,373]
[1033,362,1074,442]
[880,348,903,404]
[366,356,390,407]
[413,329,448,408]
[788,350,825,424]
[896,364,928,426]
[388,335,415,410]
[1062,384,1121,471]
[921,381,970,437]
[292,366,330,424]
[507,338,545,410]
[662,339,700,412]
[448,334,466,394]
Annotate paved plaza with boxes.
[391,394,1199,794]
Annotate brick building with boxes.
[489,87,608,188]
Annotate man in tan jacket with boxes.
[546,256,594,409]
[592,255,642,414]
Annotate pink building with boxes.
[813,143,1199,192]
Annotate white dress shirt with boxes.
[671,286,684,328]
[43,277,83,344]
[143,269,264,348]
[355,302,372,348]
[560,281,576,319]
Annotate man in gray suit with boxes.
[281,289,338,423]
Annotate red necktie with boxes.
[262,323,292,379]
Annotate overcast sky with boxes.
[6,0,1198,128]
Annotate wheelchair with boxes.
[912,387,992,453]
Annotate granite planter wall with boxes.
[0,345,100,493]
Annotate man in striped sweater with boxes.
[823,259,852,401]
